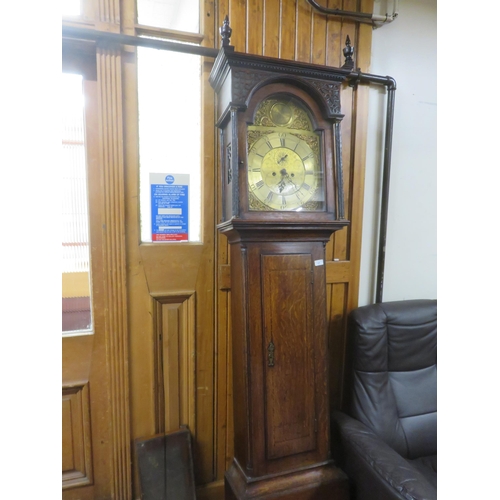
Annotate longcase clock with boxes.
[209,18,351,500]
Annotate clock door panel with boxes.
[261,254,316,460]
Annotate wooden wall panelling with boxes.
[95,44,132,500]
[214,0,231,492]
[121,46,165,500]
[246,0,263,55]
[339,0,374,410]
[327,283,348,410]
[345,0,373,312]
[96,0,120,30]
[263,0,280,58]
[192,257,216,487]
[153,294,196,434]
[296,0,313,62]
[322,0,375,414]
[225,306,234,471]
[62,335,95,387]
[325,5,357,412]
[217,0,230,51]
[196,24,218,485]
[280,1,297,60]
[119,24,158,500]
[62,333,94,486]
[337,0,358,245]
[62,384,93,489]
[325,0,347,264]
[215,246,232,483]
[197,480,226,500]
[327,8,356,411]
[92,19,130,499]
[311,5,327,64]
[325,0,342,67]
[228,0,246,52]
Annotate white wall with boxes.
[358,0,437,305]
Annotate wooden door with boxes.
[124,185,216,498]
[122,44,217,500]
[261,253,316,461]
[62,43,131,500]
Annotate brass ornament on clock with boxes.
[270,102,293,126]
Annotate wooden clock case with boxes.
[209,33,351,500]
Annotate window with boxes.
[138,48,202,242]
[62,72,92,334]
[137,0,199,32]
[62,0,81,17]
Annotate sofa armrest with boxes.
[332,411,437,500]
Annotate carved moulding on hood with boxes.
[232,68,342,118]
[308,80,342,116]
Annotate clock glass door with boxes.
[247,97,325,212]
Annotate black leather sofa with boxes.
[332,299,437,500]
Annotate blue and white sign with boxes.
[150,173,189,241]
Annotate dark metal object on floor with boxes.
[135,426,196,500]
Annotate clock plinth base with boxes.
[224,460,349,500]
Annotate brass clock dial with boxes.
[247,97,324,212]
[248,132,322,211]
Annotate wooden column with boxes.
[96,44,132,500]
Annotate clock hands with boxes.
[277,154,288,165]
[277,167,297,193]
[276,168,287,193]
[283,172,298,190]
[276,152,299,191]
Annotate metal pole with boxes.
[375,86,396,303]
[345,68,397,304]
[306,0,399,26]
[62,25,220,58]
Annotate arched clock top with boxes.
[209,16,350,123]
[228,69,345,122]
[249,93,317,132]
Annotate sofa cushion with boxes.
[349,300,437,459]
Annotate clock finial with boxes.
[220,15,232,47]
[342,35,355,70]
